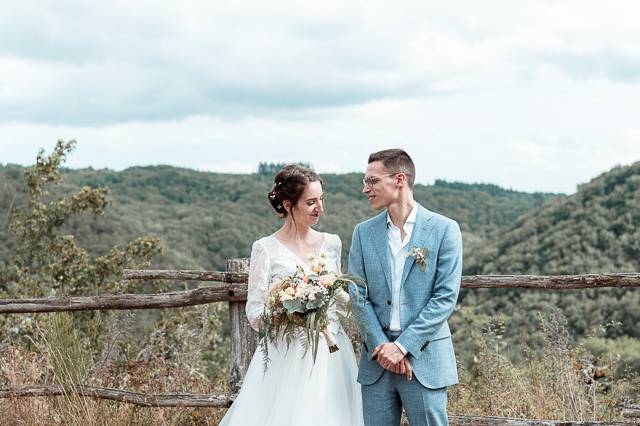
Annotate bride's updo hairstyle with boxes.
[267,164,322,218]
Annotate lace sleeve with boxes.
[335,234,343,274]
[332,235,350,316]
[245,240,271,331]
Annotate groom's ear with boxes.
[395,172,408,187]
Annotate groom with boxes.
[348,149,462,426]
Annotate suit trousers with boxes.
[362,368,448,426]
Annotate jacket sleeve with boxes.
[396,220,462,359]
[348,224,389,357]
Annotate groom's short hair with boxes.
[368,149,415,189]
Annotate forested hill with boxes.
[0,164,557,271]
[460,161,640,353]
[471,161,640,275]
[2,161,639,373]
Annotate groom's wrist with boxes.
[394,341,408,356]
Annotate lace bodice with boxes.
[245,232,348,332]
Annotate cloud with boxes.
[3,78,640,195]
[7,1,639,125]
[533,48,640,82]
[1,1,448,125]
[2,1,640,194]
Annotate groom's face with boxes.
[363,161,398,210]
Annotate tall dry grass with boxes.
[0,344,228,425]
[1,309,637,424]
[0,309,229,425]
[449,311,638,421]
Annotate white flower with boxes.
[312,262,324,274]
[280,292,294,301]
[409,246,429,271]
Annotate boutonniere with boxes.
[409,246,429,272]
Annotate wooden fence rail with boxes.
[461,273,640,289]
[449,416,633,425]
[1,382,636,425]
[621,405,640,419]
[0,385,230,407]
[0,283,248,314]
[1,264,639,424]
[2,273,640,315]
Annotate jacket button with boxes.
[382,326,388,331]
[387,300,392,305]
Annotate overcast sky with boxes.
[2,1,640,194]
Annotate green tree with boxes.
[0,140,162,365]
[257,161,312,176]
[1,140,161,299]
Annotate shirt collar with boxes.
[386,203,418,229]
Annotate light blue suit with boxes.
[349,203,462,426]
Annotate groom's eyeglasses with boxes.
[362,173,398,187]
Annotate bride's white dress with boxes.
[219,232,363,426]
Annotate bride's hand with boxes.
[334,288,350,316]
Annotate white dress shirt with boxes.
[386,203,417,355]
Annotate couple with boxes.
[220,149,463,426]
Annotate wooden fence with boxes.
[1,264,639,425]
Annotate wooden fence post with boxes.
[226,258,257,395]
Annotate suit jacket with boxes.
[348,203,462,388]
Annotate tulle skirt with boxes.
[219,326,363,426]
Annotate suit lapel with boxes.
[400,204,434,286]
[370,212,393,293]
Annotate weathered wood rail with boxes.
[1,386,636,425]
[621,405,640,419]
[3,273,640,314]
[1,265,639,424]
[448,417,633,425]
[0,282,248,313]
[0,385,229,407]
[461,273,640,289]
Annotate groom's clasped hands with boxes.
[372,343,413,381]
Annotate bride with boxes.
[219,164,363,426]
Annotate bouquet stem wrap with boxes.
[323,327,339,353]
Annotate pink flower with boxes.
[317,273,336,288]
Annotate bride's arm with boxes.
[245,240,271,331]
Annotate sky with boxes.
[2,1,640,194]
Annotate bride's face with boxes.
[289,180,324,227]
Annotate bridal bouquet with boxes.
[258,253,362,369]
